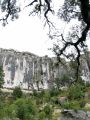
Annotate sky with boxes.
[0,12,54,57]
[0,0,90,57]
[0,0,64,57]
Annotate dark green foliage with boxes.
[0,85,89,119]
[15,98,38,120]
[85,82,90,87]
[26,99,37,115]
[54,77,61,89]
[0,66,4,88]
[79,99,86,108]
[68,83,85,100]
[49,88,60,97]
[43,104,52,119]
[62,101,81,110]
[55,74,71,89]
[16,105,25,120]
[62,99,86,110]
[51,97,60,106]
[39,111,46,120]
[33,90,38,97]
[12,87,23,100]
[43,91,51,103]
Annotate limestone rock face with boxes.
[0,48,90,90]
[80,53,90,82]
[0,48,67,90]
[0,49,46,89]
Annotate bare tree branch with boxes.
[25,0,38,7]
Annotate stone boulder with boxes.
[59,110,90,120]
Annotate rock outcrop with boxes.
[59,110,90,120]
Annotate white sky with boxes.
[0,0,65,57]
[0,0,90,57]
[0,13,53,57]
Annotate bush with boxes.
[68,84,85,100]
[51,97,59,105]
[5,104,17,118]
[79,100,86,108]
[63,101,80,110]
[14,98,38,120]
[16,105,25,120]
[62,101,70,109]
[12,87,23,100]
[39,111,46,120]
[43,105,52,119]
[0,66,4,88]
[49,88,60,97]
[43,91,51,103]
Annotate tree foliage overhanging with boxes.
[0,0,90,80]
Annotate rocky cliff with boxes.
[0,48,90,90]
[59,110,90,120]
[0,48,67,90]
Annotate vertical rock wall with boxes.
[0,48,90,90]
[0,48,58,90]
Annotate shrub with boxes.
[16,105,25,120]
[0,66,4,88]
[63,101,80,110]
[43,105,52,119]
[15,98,38,120]
[68,84,85,100]
[49,88,60,97]
[43,91,51,103]
[39,111,46,120]
[51,97,59,105]
[79,100,86,108]
[62,101,70,109]
[12,87,23,100]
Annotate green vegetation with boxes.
[12,87,23,100]
[0,66,4,88]
[68,83,85,100]
[54,74,71,89]
[0,81,89,120]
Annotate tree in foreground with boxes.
[12,86,23,100]
[0,0,90,80]
[53,0,90,81]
